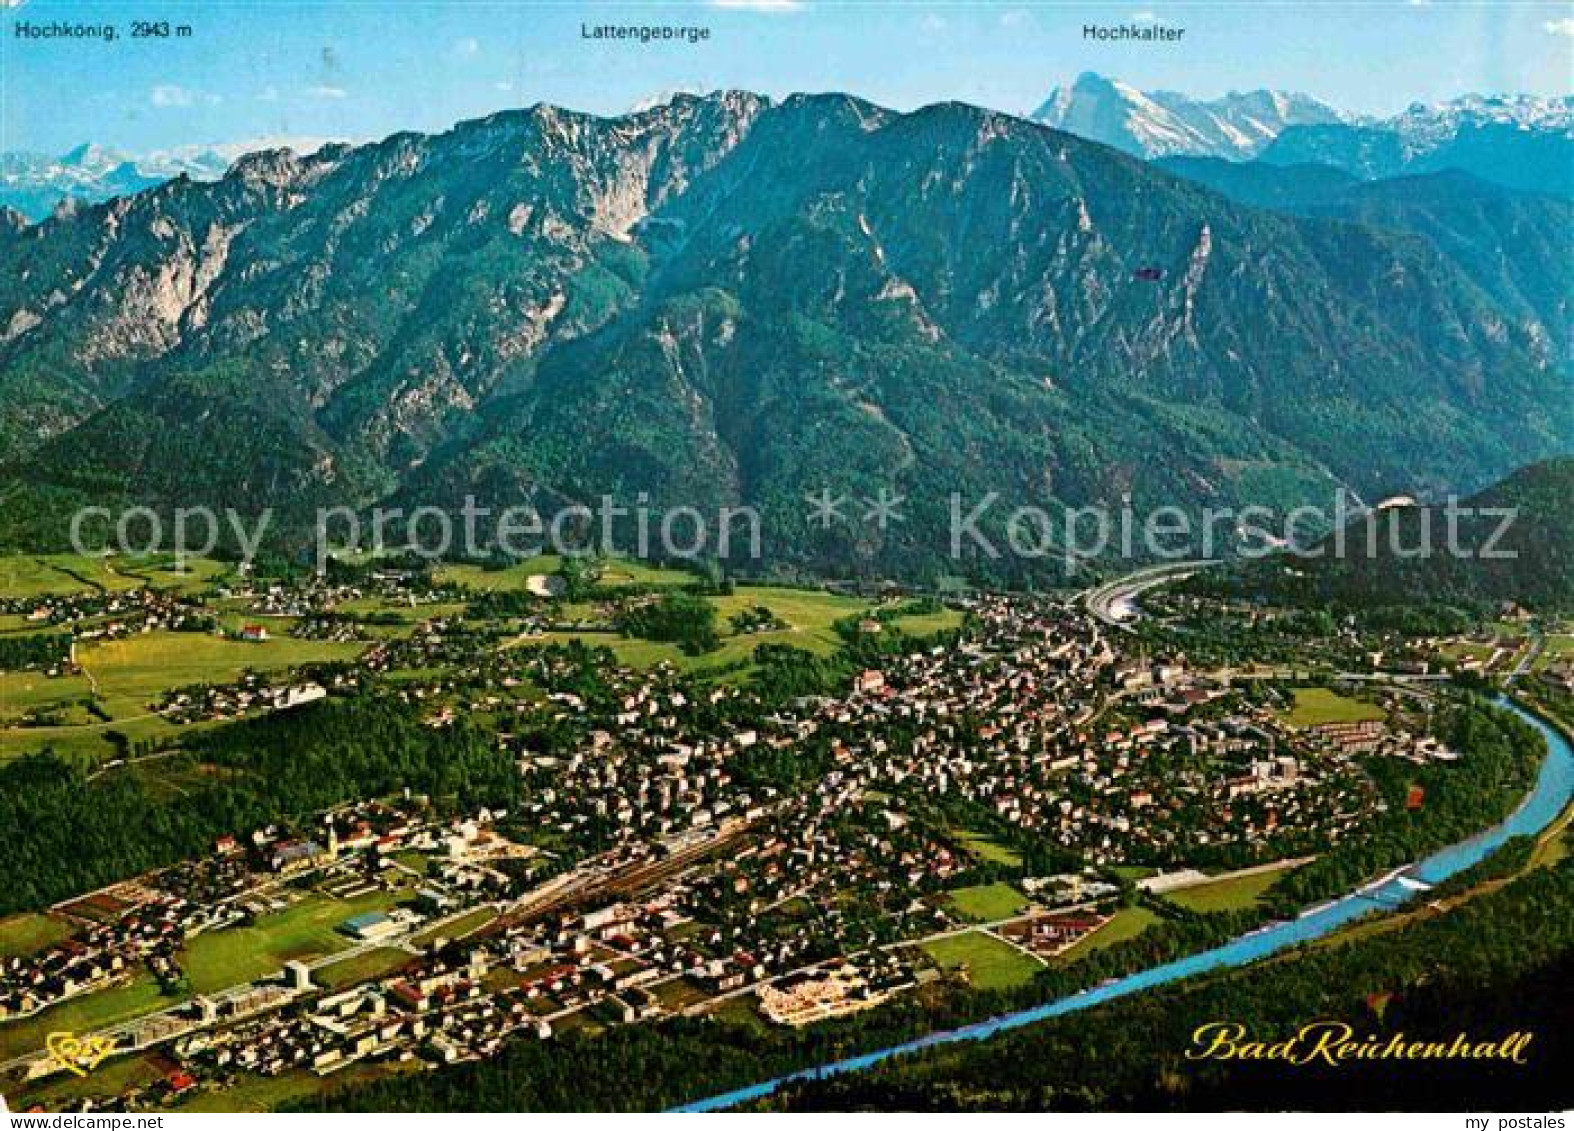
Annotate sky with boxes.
[2,0,1571,157]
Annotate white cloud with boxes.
[306,84,349,100]
[152,84,222,108]
[450,37,481,59]
[151,85,196,108]
[920,14,947,32]
[998,10,1030,28]
[1131,10,1158,22]
[258,86,280,103]
[494,81,514,93]
[1545,17,1574,36]
[710,0,804,12]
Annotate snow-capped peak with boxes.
[1032,72,1345,160]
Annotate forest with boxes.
[0,697,518,913]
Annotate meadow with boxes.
[1281,687,1386,727]
[919,930,1042,991]
[0,554,228,599]
[180,886,411,994]
[0,912,74,959]
[953,830,1024,868]
[944,881,1029,923]
[1053,906,1160,962]
[509,583,961,678]
[0,975,169,1061]
[1,629,364,765]
[1160,862,1302,914]
[314,947,413,990]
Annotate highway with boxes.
[1083,559,1220,629]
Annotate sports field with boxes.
[1282,687,1385,727]
[945,881,1029,923]
[920,930,1041,990]
[181,887,408,994]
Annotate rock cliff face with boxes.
[1,92,1568,572]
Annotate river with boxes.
[676,697,1574,1112]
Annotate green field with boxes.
[1162,863,1301,914]
[438,556,697,594]
[1282,687,1385,727]
[511,586,957,679]
[17,1049,167,1110]
[953,830,1023,868]
[2,629,365,764]
[436,558,563,592]
[171,1061,414,1113]
[944,881,1029,923]
[0,912,74,959]
[711,587,871,656]
[919,930,1041,990]
[314,946,412,990]
[0,554,229,599]
[1533,634,1574,672]
[181,887,408,994]
[409,906,497,949]
[889,606,965,637]
[1055,905,1160,962]
[0,975,170,1061]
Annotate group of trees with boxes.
[618,592,720,654]
[0,697,518,914]
[0,631,70,672]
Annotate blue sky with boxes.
[3,1,1571,156]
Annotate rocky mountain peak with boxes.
[1033,73,1344,159]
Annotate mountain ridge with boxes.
[1031,74,1574,196]
[1031,72,1345,160]
[1,90,1568,573]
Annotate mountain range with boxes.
[0,139,340,223]
[1151,159,1574,365]
[1032,73,1345,160]
[1225,457,1574,609]
[1033,74,1574,195]
[0,91,1569,575]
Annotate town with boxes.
[3,551,1544,1112]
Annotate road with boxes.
[1083,559,1220,630]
